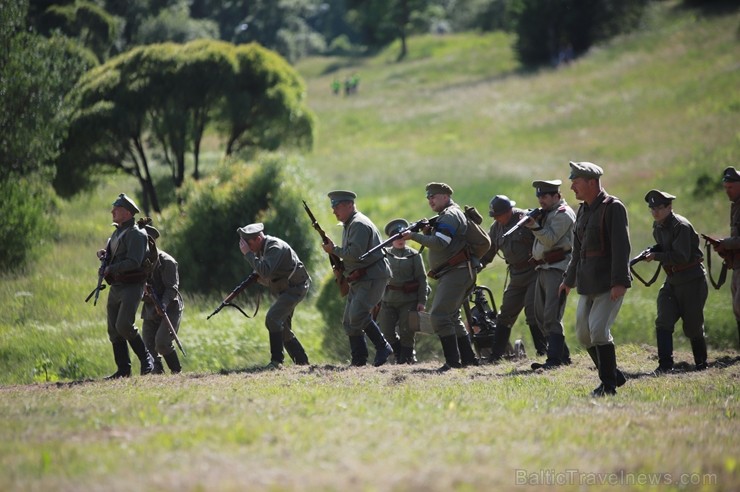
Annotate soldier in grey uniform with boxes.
[402,182,478,370]
[321,191,393,366]
[239,223,311,368]
[140,224,183,374]
[480,195,547,361]
[377,219,428,364]
[642,190,708,372]
[713,166,740,347]
[98,193,155,378]
[561,162,631,397]
[524,180,576,370]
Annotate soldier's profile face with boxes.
[724,181,740,202]
[649,204,671,223]
[111,206,131,225]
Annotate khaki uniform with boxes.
[141,250,183,356]
[720,198,740,320]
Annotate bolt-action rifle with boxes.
[207,273,260,319]
[629,244,662,286]
[358,215,439,262]
[144,284,186,357]
[501,208,542,239]
[85,242,110,306]
[303,200,349,297]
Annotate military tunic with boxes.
[719,197,740,320]
[410,200,474,338]
[106,218,148,342]
[332,211,391,335]
[652,212,707,339]
[564,190,631,347]
[244,235,311,339]
[141,250,183,356]
[377,246,427,347]
[529,199,575,338]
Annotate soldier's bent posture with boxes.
[239,223,311,368]
[643,190,708,372]
[561,162,631,397]
[322,191,393,366]
[403,182,478,370]
[99,193,155,378]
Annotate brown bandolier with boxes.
[529,247,568,266]
[427,248,469,279]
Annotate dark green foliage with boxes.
[164,156,317,295]
[316,274,350,362]
[514,0,650,66]
[39,1,119,61]
[0,178,54,272]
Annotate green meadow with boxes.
[0,1,738,490]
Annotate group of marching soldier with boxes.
[96,162,740,397]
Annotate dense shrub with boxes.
[163,155,316,296]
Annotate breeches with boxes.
[142,302,182,356]
[429,266,475,338]
[656,278,708,339]
[265,283,308,333]
[498,269,536,328]
[377,300,418,346]
[574,290,622,347]
[343,277,387,336]
[107,283,144,342]
[534,268,565,336]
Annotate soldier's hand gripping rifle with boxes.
[144,284,186,357]
[303,200,349,297]
[85,244,109,306]
[629,244,662,286]
[207,273,260,320]
[358,215,439,261]
[501,208,542,239]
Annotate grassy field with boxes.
[1,1,739,490]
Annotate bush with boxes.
[0,178,54,272]
[163,154,317,297]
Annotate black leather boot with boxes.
[529,323,548,356]
[489,323,512,363]
[265,331,284,369]
[391,341,403,363]
[592,344,618,397]
[151,356,165,374]
[349,335,368,366]
[364,321,393,367]
[690,337,708,371]
[588,345,626,390]
[105,340,131,379]
[163,351,181,374]
[284,337,309,365]
[532,333,565,370]
[458,334,479,367]
[399,345,417,364]
[438,335,461,371]
[654,329,674,374]
[129,334,154,375]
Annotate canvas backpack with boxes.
[463,205,492,259]
[136,217,160,276]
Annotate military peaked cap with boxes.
[237,222,264,240]
[644,189,675,207]
[112,193,140,214]
[532,180,561,195]
[384,218,409,236]
[722,167,740,183]
[425,182,453,197]
[327,190,357,207]
[568,161,604,180]
[489,195,515,217]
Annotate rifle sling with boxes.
[705,241,728,290]
[630,261,662,287]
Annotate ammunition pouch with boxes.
[346,267,368,282]
[427,248,469,280]
[530,248,568,266]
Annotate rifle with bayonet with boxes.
[144,283,187,357]
[501,208,542,239]
[358,215,439,262]
[85,242,110,306]
[303,200,349,297]
[207,273,260,319]
[629,244,662,286]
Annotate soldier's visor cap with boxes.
[644,189,675,208]
[425,182,453,198]
[532,180,561,196]
[568,161,603,180]
[384,218,410,237]
[722,166,740,183]
[489,195,515,217]
[327,190,357,207]
[112,193,140,214]
[237,222,264,241]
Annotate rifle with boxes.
[144,284,187,357]
[701,234,729,289]
[207,273,260,320]
[358,215,439,262]
[501,208,542,238]
[302,200,349,297]
[629,245,662,286]
[85,242,109,306]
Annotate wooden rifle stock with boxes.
[303,200,349,297]
[207,273,260,319]
[359,215,439,261]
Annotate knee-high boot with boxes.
[489,324,512,363]
[267,331,285,368]
[588,345,626,388]
[690,337,708,370]
[532,333,565,370]
[438,335,461,371]
[529,323,548,356]
[284,337,309,365]
[654,329,674,374]
[105,340,131,379]
[129,334,154,375]
[348,335,368,366]
[457,334,479,367]
[592,344,618,397]
[364,321,393,367]
[163,351,181,374]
